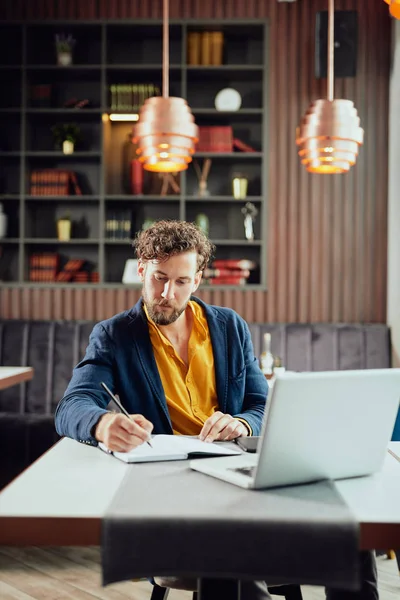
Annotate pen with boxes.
[100,381,153,448]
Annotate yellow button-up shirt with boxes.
[145,300,219,435]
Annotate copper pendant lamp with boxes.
[384,0,400,20]
[296,0,364,174]
[132,0,198,172]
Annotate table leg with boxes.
[197,578,240,600]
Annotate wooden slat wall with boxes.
[0,0,391,323]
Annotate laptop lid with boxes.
[252,369,400,489]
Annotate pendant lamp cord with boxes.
[327,0,334,101]
[163,0,169,98]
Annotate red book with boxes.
[130,160,143,195]
[212,259,256,270]
[209,277,247,286]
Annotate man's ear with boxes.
[192,271,202,292]
[137,260,145,281]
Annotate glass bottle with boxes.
[260,333,274,380]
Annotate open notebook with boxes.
[99,434,242,463]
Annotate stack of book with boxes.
[30,170,82,196]
[197,126,233,153]
[29,253,59,282]
[187,31,224,66]
[203,259,257,286]
[109,84,160,112]
[29,254,97,283]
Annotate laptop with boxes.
[190,369,400,489]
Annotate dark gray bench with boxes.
[0,319,397,490]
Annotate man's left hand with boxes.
[199,412,248,442]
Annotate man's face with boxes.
[138,251,202,326]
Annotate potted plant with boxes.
[55,33,76,66]
[51,122,82,155]
[57,212,72,241]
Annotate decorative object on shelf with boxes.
[0,204,7,239]
[187,31,224,66]
[133,0,198,172]
[142,219,155,231]
[30,84,52,108]
[105,211,132,240]
[109,84,160,113]
[215,88,242,112]
[193,158,212,197]
[233,138,257,153]
[122,259,141,284]
[241,201,258,241]
[57,213,72,241]
[197,126,233,152]
[63,98,91,109]
[384,0,400,19]
[195,213,209,235]
[296,0,363,173]
[51,123,82,154]
[130,160,144,195]
[158,173,180,196]
[55,33,76,66]
[232,174,248,200]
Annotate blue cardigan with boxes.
[54,297,269,444]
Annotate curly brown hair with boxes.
[133,220,215,272]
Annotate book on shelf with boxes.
[30,170,82,196]
[211,259,257,270]
[28,254,97,284]
[29,253,59,282]
[233,138,257,153]
[109,83,160,112]
[197,126,233,152]
[208,276,248,286]
[202,260,257,286]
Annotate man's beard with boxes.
[143,288,188,325]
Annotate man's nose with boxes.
[161,281,175,299]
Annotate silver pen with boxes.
[100,381,153,448]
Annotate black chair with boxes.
[150,583,303,600]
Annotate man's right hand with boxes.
[94,412,154,452]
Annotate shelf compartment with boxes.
[26,24,102,66]
[0,25,22,66]
[185,202,262,242]
[26,118,102,153]
[0,243,19,283]
[106,24,181,66]
[187,24,263,67]
[27,70,101,110]
[187,158,262,197]
[0,71,22,109]
[103,120,182,196]
[24,202,100,240]
[0,199,20,239]
[24,242,100,284]
[0,161,20,195]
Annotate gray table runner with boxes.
[101,461,360,590]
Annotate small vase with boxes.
[57,51,72,66]
[57,219,71,241]
[63,140,74,155]
[0,205,7,239]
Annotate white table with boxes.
[0,366,34,391]
[0,438,399,550]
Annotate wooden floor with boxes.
[0,546,398,600]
